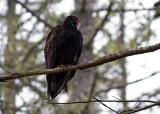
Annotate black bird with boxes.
[44,16,83,99]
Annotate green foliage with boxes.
[154,11,160,19]
[154,1,160,19]
[154,1,160,7]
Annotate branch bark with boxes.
[1,43,160,81]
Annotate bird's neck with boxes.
[63,23,77,30]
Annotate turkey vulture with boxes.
[44,16,83,99]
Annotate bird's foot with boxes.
[57,64,71,68]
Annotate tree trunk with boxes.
[3,0,17,113]
[118,0,128,110]
[71,0,96,113]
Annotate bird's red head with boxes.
[72,16,81,26]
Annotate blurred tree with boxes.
[3,1,17,114]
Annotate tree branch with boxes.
[13,0,53,28]
[96,71,160,95]
[85,2,113,47]
[46,98,160,114]
[120,102,160,114]
[93,97,119,114]
[46,99,158,105]
[136,88,160,100]
[0,43,160,81]
[93,7,159,13]
[84,72,98,111]
[22,37,46,62]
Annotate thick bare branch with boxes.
[0,43,160,81]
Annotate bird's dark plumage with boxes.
[44,16,83,99]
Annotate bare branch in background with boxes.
[13,0,53,28]
[12,1,160,31]
[93,97,119,114]
[46,99,158,105]
[96,71,160,95]
[22,37,46,62]
[136,88,160,100]
[46,98,160,114]
[85,2,113,47]
[84,73,98,111]
[120,102,160,114]
[93,7,160,13]
[0,43,160,81]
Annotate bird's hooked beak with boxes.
[76,20,81,26]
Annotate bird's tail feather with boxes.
[47,71,71,99]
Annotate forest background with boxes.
[0,0,160,114]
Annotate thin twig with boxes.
[93,97,119,114]
[120,102,160,114]
[46,99,158,105]
[1,43,160,81]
